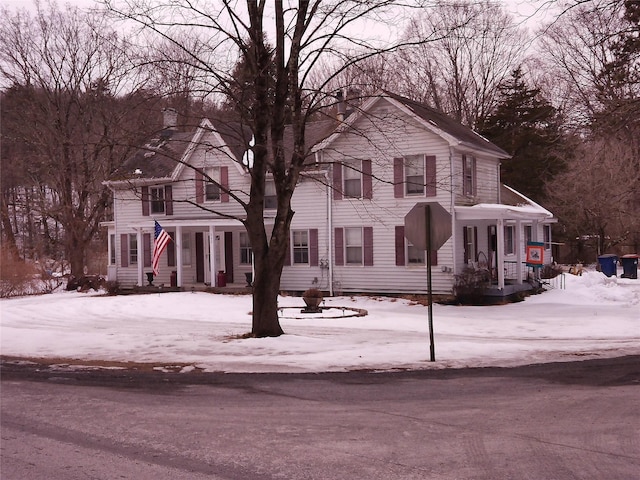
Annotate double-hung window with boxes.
[239,232,253,264]
[462,155,476,196]
[543,225,552,249]
[504,225,516,255]
[129,234,138,265]
[205,167,221,201]
[109,234,116,265]
[524,225,532,252]
[150,187,165,214]
[264,181,277,209]
[292,230,309,264]
[345,227,363,265]
[343,160,362,198]
[464,226,477,264]
[405,155,424,195]
[182,233,192,266]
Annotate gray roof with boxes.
[112,118,336,182]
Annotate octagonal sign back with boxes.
[404,202,452,251]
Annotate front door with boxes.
[195,232,205,283]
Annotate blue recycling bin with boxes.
[598,254,618,277]
[620,254,638,279]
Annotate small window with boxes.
[343,160,362,198]
[345,227,363,265]
[504,225,515,255]
[109,234,116,265]
[405,155,424,195]
[464,226,477,264]
[205,167,220,201]
[240,232,253,264]
[544,225,551,249]
[292,230,309,264]
[524,225,533,252]
[150,187,165,214]
[264,181,277,209]
[182,232,192,266]
[129,233,138,265]
[463,155,476,196]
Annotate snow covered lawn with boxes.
[1,271,638,373]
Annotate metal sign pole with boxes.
[425,205,435,362]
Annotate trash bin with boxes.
[620,254,638,279]
[170,270,177,287]
[597,254,618,277]
[217,270,227,287]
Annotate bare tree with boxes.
[540,0,640,256]
[538,0,630,128]
[0,1,159,276]
[545,136,640,255]
[393,0,527,127]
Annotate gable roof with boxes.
[314,91,509,159]
[109,129,194,182]
[383,91,509,158]
[108,120,253,184]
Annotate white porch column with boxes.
[175,225,183,287]
[209,225,217,285]
[496,218,505,290]
[515,220,523,284]
[137,230,143,286]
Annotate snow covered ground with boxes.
[1,270,638,373]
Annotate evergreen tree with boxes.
[478,68,566,201]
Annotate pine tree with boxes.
[478,68,566,201]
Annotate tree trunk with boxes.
[251,264,285,337]
[66,232,86,278]
[0,192,19,258]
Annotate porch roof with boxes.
[455,203,554,221]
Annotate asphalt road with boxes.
[1,356,639,479]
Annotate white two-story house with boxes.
[103,91,555,297]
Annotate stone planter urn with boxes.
[302,288,323,313]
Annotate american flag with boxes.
[152,220,171,276]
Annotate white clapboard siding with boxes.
[312,99,457,294]
[280,176,331,291]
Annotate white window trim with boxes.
[205,167,221,202]
[264,180,277,210]
[343,160,363,199]
[182,232,192,266]
[129,233,138,265]
[239,231,253,265]
[463,155,476,197]
[292,230,310,265]
[406,239,426,266]
[504,225,516,256]
[405,154,425,196]
[150,186,165,214]
[344,227,363,265]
